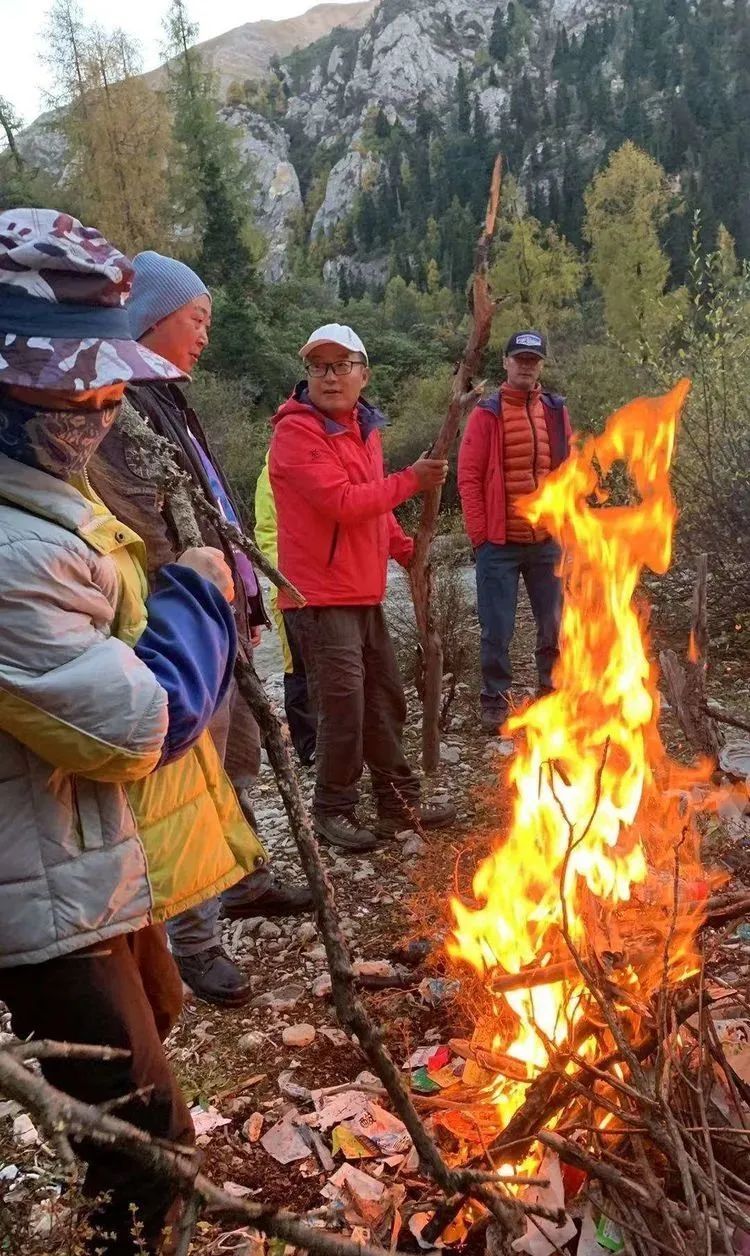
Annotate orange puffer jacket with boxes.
[458,384,573,549]
[502,384,552,542]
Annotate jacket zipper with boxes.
[526,397,539,489]
[327,524,340,567]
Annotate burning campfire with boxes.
[439,382,750,1248]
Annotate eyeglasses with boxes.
[305,360,363,378]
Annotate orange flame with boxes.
[448,382,708,1123]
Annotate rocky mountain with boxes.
[142,1,377,100]
[246,0,750,287]
[219,0,623,279]
[17,0,750,287]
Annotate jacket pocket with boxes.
[72,779,105,850]
[326,523,340,567]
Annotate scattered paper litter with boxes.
[428,1063,462,1089]
[404,1047,436,1071]
[321,1163,385,1202]
[346,1101,412,1155]
[313,1089,371,1130]
[332,1124,378,1159]
[12,1114,38,1147]
[511,1151,577,1255]
[261,1113,311,1164]
[222,1181,258,1199]
[578,1205,625,1253]
[411,1067,441,1094]
[278,1070,312,1103]
[354,1070,381,1089]
[418,977,460,1007]
[409,1211,445,1250]
[190,1104,231,1137]
[715,1017,750,1086]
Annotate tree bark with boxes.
[408,156,503,772]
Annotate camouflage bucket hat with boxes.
[0,209,185,391]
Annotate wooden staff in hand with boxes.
[409,155,503,772]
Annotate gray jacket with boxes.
[0,454,169,967]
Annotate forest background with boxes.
[1,0,748,636]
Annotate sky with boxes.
[1,0,356,125]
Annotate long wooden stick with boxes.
[408,156,502,772]
[116,400,305,606]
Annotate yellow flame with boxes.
[449,382,707,1124]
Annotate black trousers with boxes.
[282,608,317,766]
[287,605,420,818]
[0,926,193,1254]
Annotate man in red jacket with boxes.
[270,324,455,852]
[457,331,573,734]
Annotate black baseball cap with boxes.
[504,330,547,359]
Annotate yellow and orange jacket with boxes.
[0,455,265,967]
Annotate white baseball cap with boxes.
[299,323,369,365]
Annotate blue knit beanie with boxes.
[127,251,211,340]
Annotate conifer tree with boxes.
[164,0,257,287]
[584,141,674,348]
[456,65,471,133]
[489,6,508,61]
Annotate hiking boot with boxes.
[176,946,251,1008]
[313,812,379,852]
[481,706,509,735]
[375,799,457,839]
[221,875,313,920]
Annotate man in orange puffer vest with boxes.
[457,331,572,733]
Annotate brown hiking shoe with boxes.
[313,812,379,852]
[375,800,457,839]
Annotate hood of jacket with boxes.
[272,381,389,438]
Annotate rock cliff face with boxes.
[222,108,303,283]
[18,0,622,280]
[279,0,622,259]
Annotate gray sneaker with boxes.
[313,812,379,852]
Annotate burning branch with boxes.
[439,383,750,1252]
[409,155,502,772]
[659,553,722,760]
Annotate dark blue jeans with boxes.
[475,539,563,715]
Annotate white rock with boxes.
[220,106,303,282]
[258,920,282,939]
[313,973,332,998]
[440,744,461,765]
[296,921,318,945]
[403,834,426,857]
[282,1023,316,1048]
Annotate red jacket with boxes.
[457,386,573,548]
[269,386,417,609]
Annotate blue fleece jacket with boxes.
[134,564,237,764]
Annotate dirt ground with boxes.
[1,568,749,1254]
